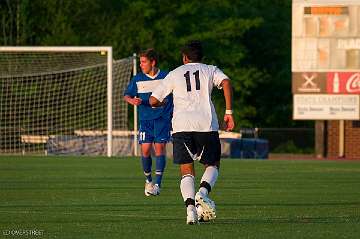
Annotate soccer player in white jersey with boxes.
[149,40,235,224]
[124,49,173,197]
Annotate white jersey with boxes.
[151,63,229,133]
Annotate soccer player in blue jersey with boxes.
[124,49,173,196]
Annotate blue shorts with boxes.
[139,117,171,144]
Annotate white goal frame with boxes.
[0,46,114,157]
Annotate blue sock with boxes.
[155,155,166,187]
[141,156,152,183]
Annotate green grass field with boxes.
[0,156,359,239]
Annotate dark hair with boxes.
[181,40,203,62]
[139,48,158,65]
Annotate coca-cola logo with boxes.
[346,73,360,93]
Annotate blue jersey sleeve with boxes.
[123,76,137,97]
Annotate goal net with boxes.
[0,47,134,156]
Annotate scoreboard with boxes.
[292,0,360,119]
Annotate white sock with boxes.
[180,174,195,202]
[199,166,219,195]
[187,204,195,212]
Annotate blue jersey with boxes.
[124,70,173,121]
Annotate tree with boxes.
[0,0,30,45]
[0,0,297,129]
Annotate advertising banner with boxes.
[293,94,360,119]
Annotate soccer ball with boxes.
[196,204,210,222]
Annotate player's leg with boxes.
[139,120,156,196]
[195,163,219,221]
[152,143,166,195]
[141,143,153,183]
[152,116,171,194]
[194,131,221,221]
[199,162,220,199]
[142,143,156,196]
[180,163,198,225]
[173,132,199,225]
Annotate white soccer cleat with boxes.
[186,205,199,225]
[152,184,161,196]
[195,191,216,220]
[196,204,210,222]
[144,182,161,196]
[144,182,154,196]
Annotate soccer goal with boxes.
[0,47,134,157]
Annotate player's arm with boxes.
[221,79,235,131]
[123,77,142,106]
[149,75,173,107]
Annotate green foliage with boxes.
[0,0,298,129]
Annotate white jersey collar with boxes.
[145,69,160,79]
[185,62,200,65]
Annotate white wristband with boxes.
[225,110,233,115]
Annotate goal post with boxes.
[106,47,113,157]
[0,46,133,157]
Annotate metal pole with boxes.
[315,120,325,159]
[107,47,113,157]
[133,53,138,156]
[339,120,345,158]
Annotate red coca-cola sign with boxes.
[327,72,360,94]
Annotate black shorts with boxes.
[172,131,221,165]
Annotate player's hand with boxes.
[131,97,142,106]
[223,114,235,131]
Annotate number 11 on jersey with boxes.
[184,70,200,92]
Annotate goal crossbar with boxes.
[0,46,112,52]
